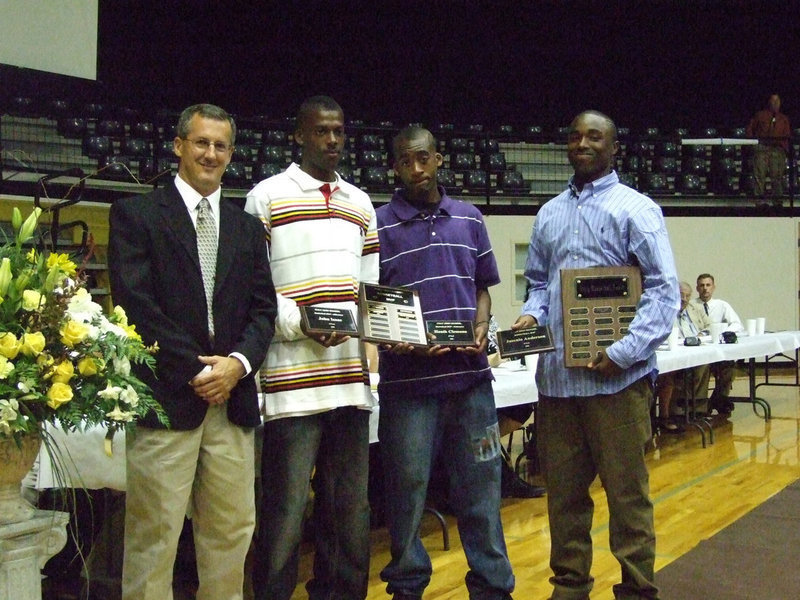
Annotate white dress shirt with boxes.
[692,297,743,332]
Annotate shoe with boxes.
[719,401,734,415]
[501,460,546,498]
[658,419,684,434]
[503,476,546,498]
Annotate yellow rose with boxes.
[0,356,15,379]
[46,382,73,409]
[60,320,90,348]
[77,357,99,376]
[20,331,46,357]
[21,289,45,311]
[113,305,129,326]
[52,360,75,384]
[122,323,142,341]
[0,332,21,359]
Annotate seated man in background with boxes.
[657,281,712,428]
[694,273,742,414]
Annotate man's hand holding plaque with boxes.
[503,315,555,359]
[423,319,491,356]
[299,305,358,348]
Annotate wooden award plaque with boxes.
[358,283,428,346]
[560,266,642,367]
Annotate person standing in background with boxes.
[746,94,791,207]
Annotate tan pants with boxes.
[753,145,786,197]
[122,404,255,600]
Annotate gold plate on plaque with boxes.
[560,266,642,367]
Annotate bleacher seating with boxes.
[438,168,456,189]
[0,96,795,204]
[222,162,249,188]
[463,170,488,192]
[497,170,526,194]
[451,153,475,172]
[252,162,283,184]
[360,166,391,191]
[676,173,705,195]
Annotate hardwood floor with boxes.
[41,373,800,599]
[291,374,800,599]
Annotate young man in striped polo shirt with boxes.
[245,96,379,600]
[375,126,515,600]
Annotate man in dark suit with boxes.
[108,103,277,600]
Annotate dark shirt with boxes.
[375,187,500,396]
[747,109,791,151]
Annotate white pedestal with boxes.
[0,510,69,600]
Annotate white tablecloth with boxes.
[655,331,800,373]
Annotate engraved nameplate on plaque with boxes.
[560,266,642,367]
[299,305,360,336]
[496,326,555,358]
[425,320,475,346]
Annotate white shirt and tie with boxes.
[692,297,743,332]
[174,174,251,376]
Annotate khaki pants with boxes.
[753,145,786,197]
[122,404,255,600]
[539,378,659,600]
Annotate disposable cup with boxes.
[710,322,726,343]
[756,317,766,335]
[668,327,679,350]
[746,319,757,336]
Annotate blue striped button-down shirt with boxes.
[522,171,680,397]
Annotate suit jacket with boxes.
[108,182,277,429]
[678,301,711,338]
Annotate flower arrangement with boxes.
[0,206,167,452]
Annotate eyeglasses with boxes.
[182,138,233,154]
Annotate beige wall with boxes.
[485,214,800,333]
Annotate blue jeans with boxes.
[378,380,515,599]
[253,407,371,600]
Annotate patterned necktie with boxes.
[703,302,709,316]
[196,197,217,337]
